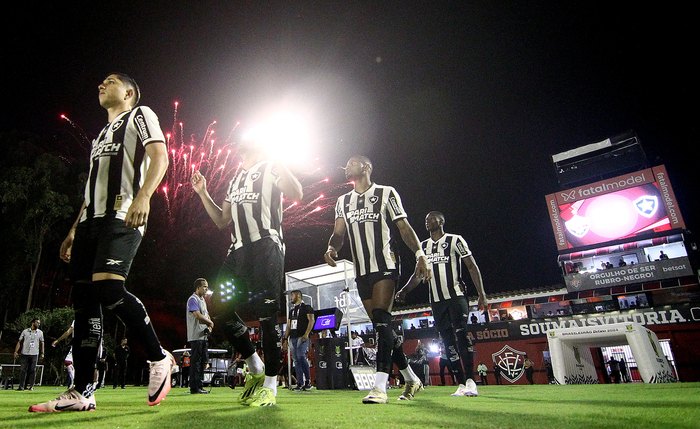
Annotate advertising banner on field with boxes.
[466,303,700,343]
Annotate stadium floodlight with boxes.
[239,108,315,167]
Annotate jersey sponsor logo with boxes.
[105,259,123,266]
[91,141,122,158]
[229,188,260,204]
[427,254,450,264]
[456,241,469,257]
[388,196,403,215]
[346,207,380,224]
[264,299,276,304]
[134,114,151,140]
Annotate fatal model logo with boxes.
[560,190,577,202]
[491,345,527,383]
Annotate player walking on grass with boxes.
[324,155,430,404]
[30,73,175,412]
[191,136,303,407]
[396,211,487,397]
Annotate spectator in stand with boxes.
[477,362,488,385]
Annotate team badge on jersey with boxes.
[369,196,378,204]
[441,242,448,249]
[111,120,124,132]
[249,172,261,182]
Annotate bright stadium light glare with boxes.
[240,108,315,167]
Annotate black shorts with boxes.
[431,296,470,334]
[217,236,285,321]
[70,217,142,282]
[355,270,399,300]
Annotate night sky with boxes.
[3,2,698,304]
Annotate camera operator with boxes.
[187,278,214,394]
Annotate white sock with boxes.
[374,372,389,393]
[245,353,264,374]
[263,376,277,395]
[400,365,420,383]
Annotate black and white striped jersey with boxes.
[422,233,472,303]
[224,160,283,251]
[334,183,407,276]
[81,106,165,228]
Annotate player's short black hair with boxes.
[109,72,141,107]
[193,278,208,290]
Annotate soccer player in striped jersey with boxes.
[191,138,303,407]
[30,73,175,412]
[324,155,431,404]
[396,211,488,397]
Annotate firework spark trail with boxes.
[171,101,179,134]
[60,114,91,148]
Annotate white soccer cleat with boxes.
[398,380,423,400]
[147,349,176,406]
[464,378,479,397]
[28,388,96,412]
[362,387,388,404]
[451,383,468,396]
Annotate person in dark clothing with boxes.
[282,290,315,390]
[607,356,621,383]
[113,338,130,389]
[523,356,534,384]
[619,358,630,383]
[493,363,503,385]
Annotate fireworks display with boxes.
[60,101,351,242]
[160,101,351,237]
